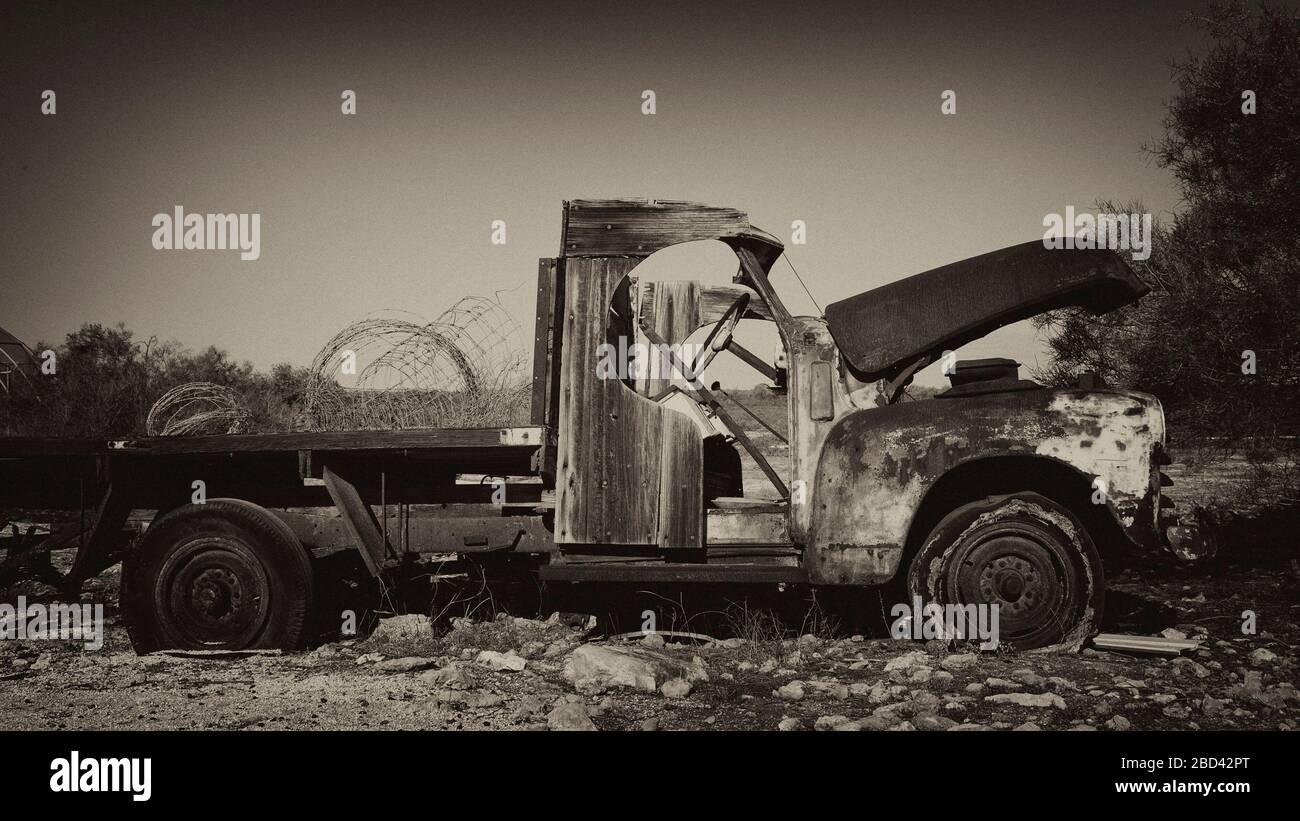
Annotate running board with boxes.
[540,562,806,584]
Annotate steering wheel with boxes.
[687,292,750,380]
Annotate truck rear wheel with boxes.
[122,499,314,652]
[906,492,1102,650]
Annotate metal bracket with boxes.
[321,466,389,577]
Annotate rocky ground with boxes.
[0,548,1296,731]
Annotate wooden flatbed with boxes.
[0,425,546,458]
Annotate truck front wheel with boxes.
[906,492,1102,650]
[122,500,314,653]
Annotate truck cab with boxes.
[535,198,1200,649]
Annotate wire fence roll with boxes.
[301,297,531,431]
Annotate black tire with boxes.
[906,492,1103,650]
[121,499,314,652]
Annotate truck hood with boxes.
[824,241,1148,381]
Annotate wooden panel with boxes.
[563,199,752,257]
[90,427,545,456]
[530,258,561,426]
[657,410,703,547]
[555,257,702,547]
[555,256,592,542]
[699,284,772,323]
[636,280,700,397]
[634,281,774,397]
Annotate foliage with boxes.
[0,322,314,437]
[1034,3,1299,448]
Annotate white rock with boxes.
[814,715,850,731]
[660,678,692,699]
[1248,648,1278,665]
[367,614,432,644]
[476,650,527,672]
[563,644,705,694]
[985,692,1066,709]
[940,653,978,671]
[775,680,806,701]
[884,651,930,672]
[375,656,438,673]
[547,701,597,731]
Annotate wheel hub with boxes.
[950,531,1068,637]
[157,537,271,647]
[190,567,244,621]
[979,554,1042,613]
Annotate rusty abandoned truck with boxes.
[0,199,1205,652]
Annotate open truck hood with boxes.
[824,240,1148,382]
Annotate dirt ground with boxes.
[2,430,1296,731]
[0,536,1296,731]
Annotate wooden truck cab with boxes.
[531,200,803,583]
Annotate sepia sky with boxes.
[0,0,1248,387]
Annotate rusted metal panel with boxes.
[809,361,834,421]
[274,508,554,556]
[540,562,805,584]
[805,387,1166,585]
[784,318,850,544]
[321,466,388,576]
[825,241,1149,382]
[64,481,132,589]
[706,508,787,545]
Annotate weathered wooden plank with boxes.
[41,427,548,456]
[0,438,112,457]
[614,387,659,543]
[657,410,702,548]
[530,258,559,426]
[699,284,772,324]
[563,199,754,257]
[637,280,700,397]
[582,259,610,541]
[554,257,588,542]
